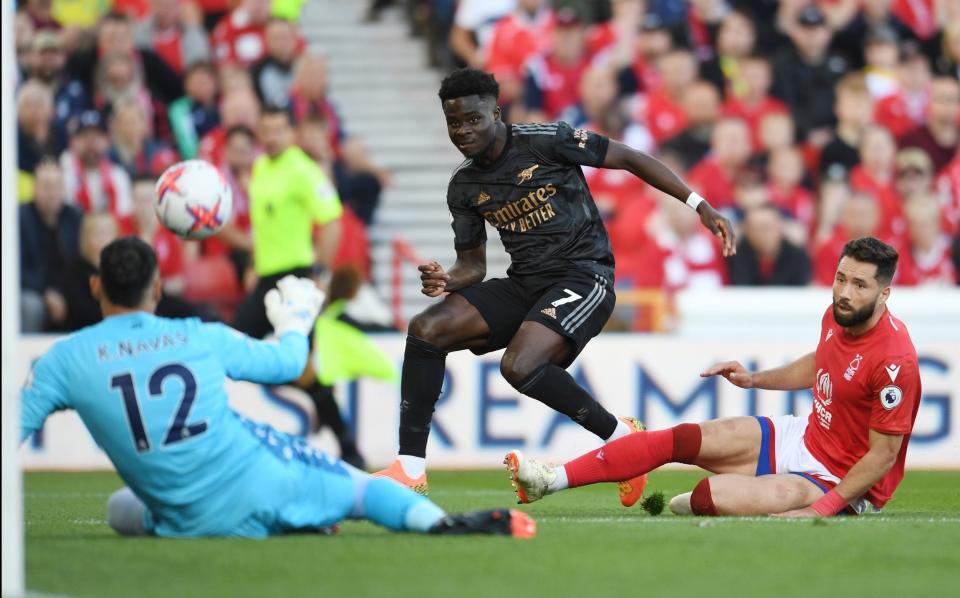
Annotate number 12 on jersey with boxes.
[111,363,207,453]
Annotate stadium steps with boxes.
[300,0,508,324]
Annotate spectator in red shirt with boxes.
[198,88,261,165]
[687,117,753,210]
[484,0,553,108]
[632,49,697,144]
[899,77,960,173]
[900,195,957,285]
[850,125,908,244]
[812,192,881,285]
[873,44,931,138]
[699,9,757,100]
[767,145,817,236]
[134,0,210,75]
[107,97,178,179]
[210,0,272,67]
[59,110,134,229]
[721,54,789,152]
[523,8,591,122]
[658,193,728,291]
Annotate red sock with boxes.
[564,423,702,488]
[690,477,719,516]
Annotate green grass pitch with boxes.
[25,470,960,597]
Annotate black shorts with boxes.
[455,270,615,367]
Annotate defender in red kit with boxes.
[504,237,921,517]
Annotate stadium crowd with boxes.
[15,0,960,334]
[410,0,959,291]
[16,0,388,332]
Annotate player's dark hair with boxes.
[98,237,158,307]
[438,68,500,102]
[840,237,899,285]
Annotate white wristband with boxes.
[685,192,705,211]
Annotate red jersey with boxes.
[874,92,926,139]
[198,127,227,166]
[805,306,921,509]
[687,157,737,209]
[151,226,185,279]
[633,90,687,145]
[211,10,267,67]
[526,54,590,120]
[485,11,553,86]
[721,96,789,152]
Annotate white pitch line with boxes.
[543,516,960,524]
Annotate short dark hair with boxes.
[99,237,158,307]
[438,68,500,102]
[840,237,899,285]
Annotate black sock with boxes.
[515,364,618,439]
[399,335,447,458]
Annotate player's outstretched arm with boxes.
[601,141,736,256]
[206,276,325,384]
[419,245,486,297]
[774,429,903,518]
[701,352,816,391]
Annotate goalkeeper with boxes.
[20,237,535,539]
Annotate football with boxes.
[154,159,233,240]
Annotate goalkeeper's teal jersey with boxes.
[20,312,315,537]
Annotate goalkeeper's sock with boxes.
[398,335,447,458]
[563,423,702,488]
[360,476,444,532]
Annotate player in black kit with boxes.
[374,69,736,506]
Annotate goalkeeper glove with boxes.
[264,275,325,338]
